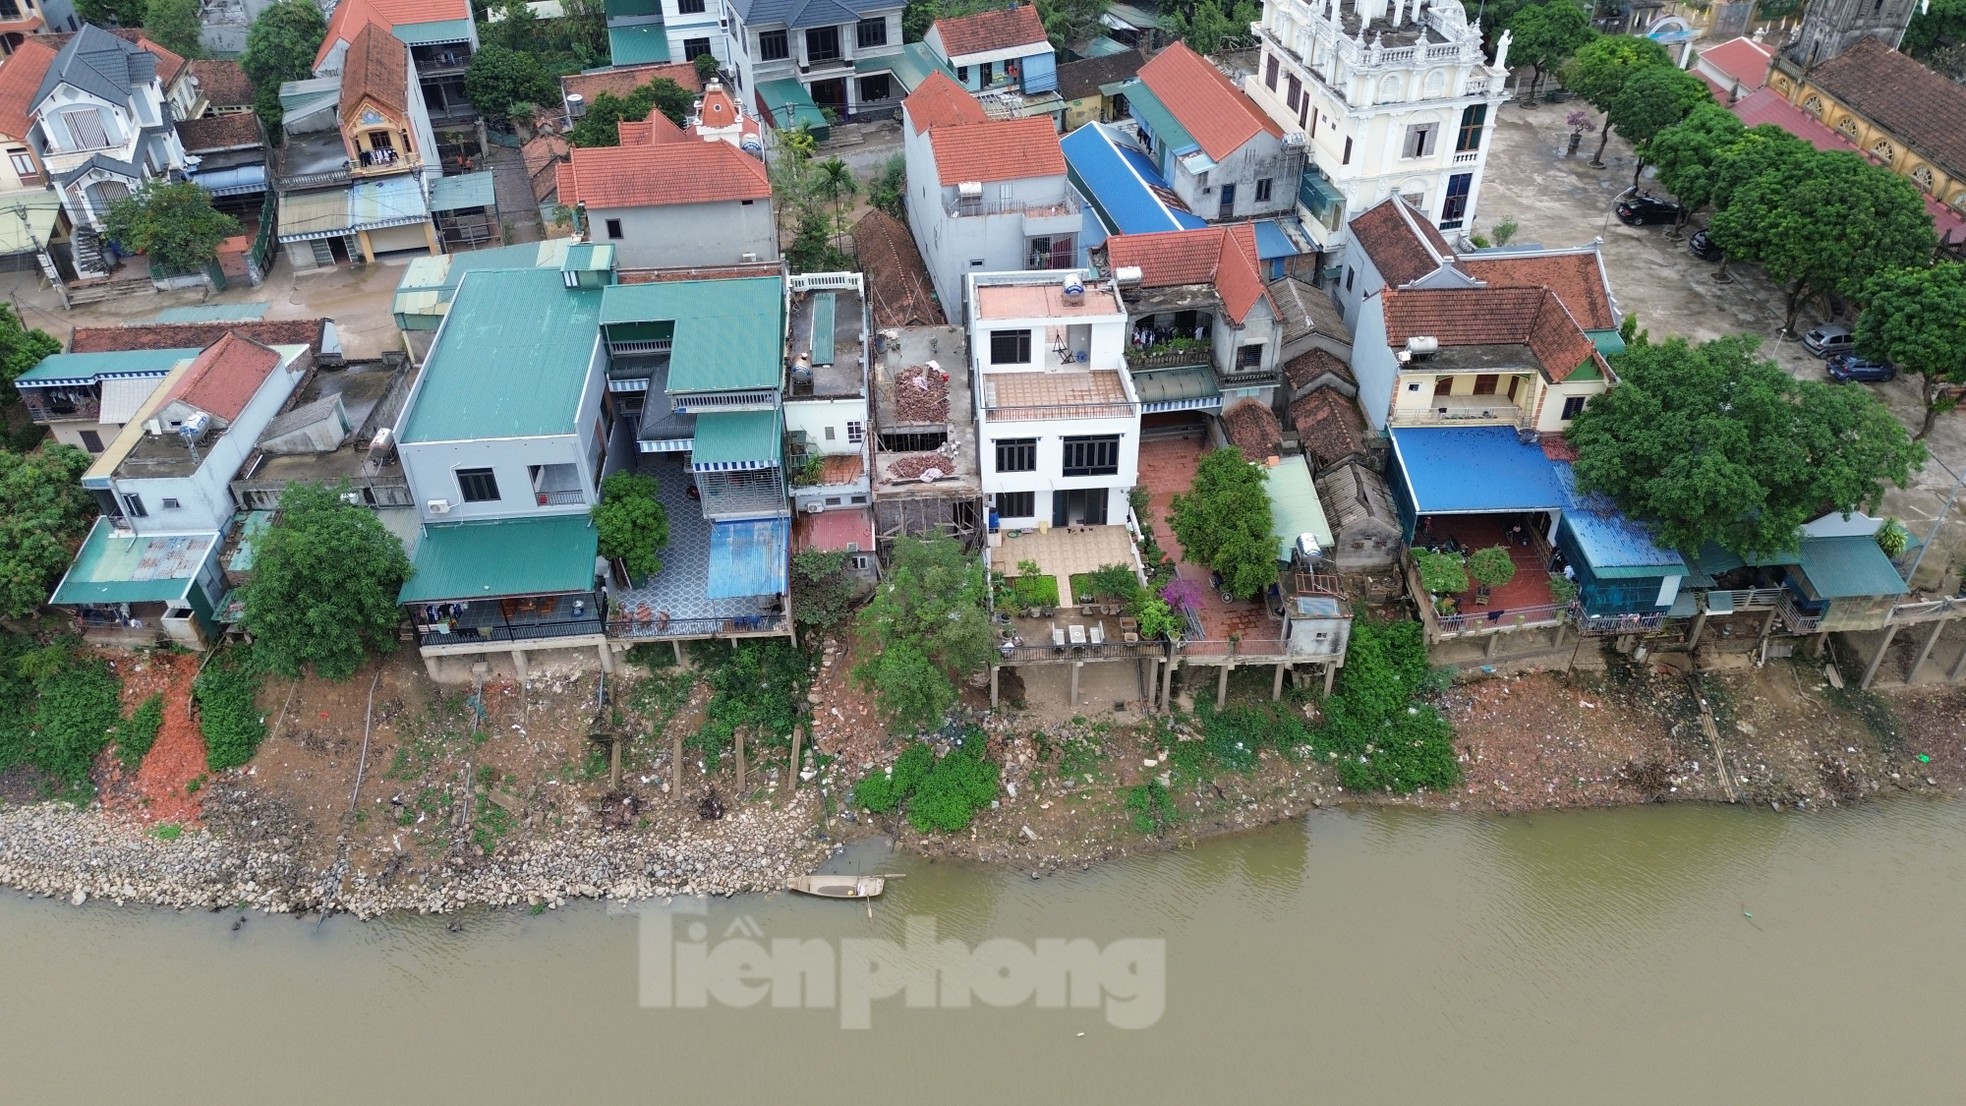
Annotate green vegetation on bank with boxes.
[118,694,165,769]
[195,647,267,772]
[853,729,1000,833]
[0,636,123,798]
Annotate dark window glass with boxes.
[1061,435,1120,477]
[1342,136,1352,164]
[995,438,1037,472]
[1438,172,1473,229]
[458,468,500,503]
[1456,103,1487,152]
[605,218,623,240]
[684,37,713,61]
[122,492,146,517]
[78,429,103,452]
[1561,396,1587,420]
[1255,178,1272,202]
[758,30,789,61]
[997,490,1035,517]
[858,73,892,102]
[856,17,888,49]
[1237,344,1263,368]
[989,329,1032,365]
[1286,74,1300,109]
[1265,55,1278,90]
[805,25,840,62]
[678,0,705,11]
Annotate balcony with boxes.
[1397,395,1529,428]
[1778,593,1824,634]
[412,591,604,648]
[232,473,414,511]
[944,192,1079,220]
[410,44,471,76]
[350,148,421,178]
[1128,340,1212,371]
[20,391,98,424]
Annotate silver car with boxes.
[1802,325,1854,358]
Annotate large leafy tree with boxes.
[1854,264,1966,440]
[567,78,695,146]
[1568,336,1924,559]
[1506,0,1596,102]
[1561,34,1672,167]
[592,471,670,579]
[243,0,328,131]
[101,180,241,274]
[77,0,147,25]
[464,44,559,122]
[1609,63,1713,186]
[904,0,1113,48]
[240,482,414,680]
[1169,447,1277,601]
[1904,0,1966,60]
[144,0,206,60]
[0,445,95,618]
[1164,0,1259,55]
[1710,149,1935,335]
[1647,102,1745,232]
[853,534,992,733]
[0,305,61,393]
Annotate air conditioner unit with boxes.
[427,498,453,515]
[742,251,758,262]
[339,492,362,505]
[845,541,860,553]
[803,500,825,514]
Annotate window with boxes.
[995,438,1037,472]
[1345,267,1354,291]
[990,329,1032,365]
[1254,178,1272,203]
[684,37,713,61]
[161,497,181,509]
[805,25,840,62]
[1061,436,1120,477]
[457,468,500,503]
[823,425,836,440]
[604,218,623,240]
[851,494,868,504]
[1406,382,1422,392]
[856,17,888,48]
[1342,136,1352,165]
[61,109,107,149]
[1439,172,1472,229]
[678,0,705,11]
[1402,122,1437,158]
[7,149,32,177]
[858,73,892,102]
[78,429,103,452]
[758,29,789,61]
[847,420,864,444]
[825,496,842,506]
[1472,374,1498,395]
[1561,396,1587,421]
[1237,344,1263,369]
[1455,104,1487,153]
[1265,55,1278,90]
[997,490,1035,518]
[956,65,969,82]
[1286,74,1300,110]
[122,492,146,518]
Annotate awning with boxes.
[189,164,267,197]
[398,516,599,603]
[278,188,353,241]
[395,18,474,45]
[1122,83,1196,155]
[1077,35,1131,58]
[691,408,782,471]
[348,175,431,231]
[1297,169,1344,223]
[756,78,829,139]
[856,42,953,93]
[705,518,789,599]
[1131,364,1219,413]
[49,518,212,606]
[99,376,165,424]
[1253,218,1305,259]
[609,24,671,65]
[428,170,496,213]
[1266,459,1334,560]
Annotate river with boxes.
[6,801,1963,1103]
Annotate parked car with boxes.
[1615,191,1682,226]
[1801,324,1855,358]
[1687,229,1723,261]
[1826,354,1897,383]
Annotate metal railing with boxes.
[1707,587,1786,611]
[533,488,586,506]
[417,615,605,647]
[20,394,98,423]
[997,639,1170,664]
[943,193,1080,219]
[1777,594,1823,634]
[1396,402,1530,428]
[232,475,414,511]
[607,613,788,640]
[1570,608,1667,636]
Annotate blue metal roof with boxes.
[1062,122,1206,236]
[189,164,267,197]
[1556,469,1686,577]
[1389,426,1570,514]
[1253,219,1303,259]
[705,518,789,599]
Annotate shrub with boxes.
[1466,545,1518,588]
[118,693,165,769]
[196,649,267,771]
[1006,560,1060,609]
[855,741,932,812]
[1134,597,1183,640]
[1125,780,1173,834]
[15,652,123,791]
[852,735,997,832]
[1309,616,1459,794]
[1416,550,1469,595]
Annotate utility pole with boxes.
[12,201,66,309]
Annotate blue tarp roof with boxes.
[706,518,789,599]
[1062,122,1206,236]
[1390,426,1571,514]
[1253,219,1304,259]
[1557,469,1687,576]
[189,164,266,197]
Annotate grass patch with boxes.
[150,822,183,841]
[117,693,165,769]
[195,647,266,771]
[851,729,1000,833]
[0,637,123,797]
[686,640,807,773]
[474,802,516,854]
[1125,781,1173,835]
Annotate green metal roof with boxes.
[563,242,615,273]
[427,170,497,213]
[223,510,275,574]
[1587,329,1626,357]
[598,276,784,393]
[756,78,829,139]
[606,0,663,16]
[1074,35,1131,58]
[391,239,576,326]
[49,518,209,606]
[1120,81,1196,156]
[609,24,672,65]
[15,347,201,386]
[392,18,474,45]
[398,515,600,603]
[690,408,782,469]
[1795,535,1908,600]
[856,41,954,91]
[1266,459,1334,560]
[400,268,602,443]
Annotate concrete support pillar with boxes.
[1760,608,1779,639]
[1908,619,1946,683]
[989,665,1000,708]
[1860,624,1899,690]
[1070,661,1082,707]
[1948,628,1966,681]
[672,727,685,802]
[1323,662,1336,695]
[673,639,687,667]
[510,647,529,682]
[1215,663,1229,709]
[1272,661,1286,701]
[1811,631,1829,658]
[1553,623,1567,650]
[597,643,615,674]
[1160,657,1175,712]
[1486,631,1502,658]
[1686,608,1709,651]
[423,653,442,681]
[735,726,746,794]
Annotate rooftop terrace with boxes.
[980,368,1134,421]
[974,278,1124,321]
[787,277,867,400]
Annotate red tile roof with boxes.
[522,134,569,202]
[1379,286,1605,383]
[159,333,285,423]
[853,210,945,328]
[1288,388,1367,468]
[697,84,740,129]
[368,0,472,23]
[316,0,393,72]
[1106,224,1274,324]
[616,110,688,145]
[562,62,702,107]
[1282,347,1353,392]
[903,70,989,134]
[1806,37,1966,179]
[0,38,55,140]
[1696,36,1773,95]
[69,319,330,356]
[1136,41,1280,162]
[794,506,876,554]
[1221,398,1282,462]
[342,22,409,118]
[929,4,1049,59]
[175,113,263,152]
[1460,250,1617,330]
[189,59,253,109]
[1349,195,1455,286]
[559,139,770,209]
[926,115,1064,184]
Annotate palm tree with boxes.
[815,157,858,250]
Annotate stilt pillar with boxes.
[990,665,1000,708]
[1070,661,1082,707]
[1860,625,1899,689]
[1272,661,1286,701]
[1686,608,1708,651]
[510,648,529,682]
[1215,663,1229,709]
[1908,619,1946,683]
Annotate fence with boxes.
[607,613,789,641]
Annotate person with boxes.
[1562,563,1576,582]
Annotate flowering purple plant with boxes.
[1160,578,1204,614]
[1565,110,1592,134]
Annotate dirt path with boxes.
[102,652,207,827]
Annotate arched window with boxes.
[1378,74,1403,103]
[1836,116,1860,140]
[1870,138,1896,163]
[1912,164,1934,192]
[1423,69,1447,98]
[1802,94,1824,116]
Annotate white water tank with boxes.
[1406,336,1440,357]
[1113,265,1144,284]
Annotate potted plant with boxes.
[1416,550,1469,597]
[1466,545,1517,605]
[1565,110,1591,157]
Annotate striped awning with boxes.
[638,437,693,453]
[607,378,649,393]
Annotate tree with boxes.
[0,445,94,618]
[693,53,721,83]
[1710,149,1935,335]
[1168,447,1278,600]
[867,154,906,218]
[558,0,612,62]
[101,180,241,275]
[853,534,993,732]
[1647,102,1745,232]
[1164,0,1259,55]
[464,44,559,122]
[1416,550,1468,596]
[1568,336,1924,559]
[1904,0,1966,60]
[78,0,148,26]
[1609,63,1713,186]
[1506,0,1596,102]
[592,471,670,579]
[1561,34,1672,167]
[243,0,328,131]
[481,0,542,53]
[1854,264,1966,440]
[790,549,858,634]
[1466,546,1518,589]
[0,305,61,393]
[567,78,695,146]
[241,483,414,680]
[814,156,857,248]
[144,0,206,60]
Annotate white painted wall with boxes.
[591,196,777,268]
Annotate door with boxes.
[809,78,847,116]
[1052,492,1068,528]
[1219,183,1236,219]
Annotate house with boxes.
[1313,460,1398,570]
[50,333,311,649]
[0,36,55,189]
[727,0,908,131]
[967,269,1139,530]
[176,112,266,219]
[392,237,584,335]
[561,59,701,121]
[1688,512,1911,637]
[1692,36,1774,102]
[1105,223,1285,410]
[794,505,878,580]
[26,25,189,274]
[1113,41,1299,224]
[316,0,479,123]
[1221,397,1281,463]
[783,272,872,516]
[227,354,417,513]
[0,0,78,57]
[1287,385,1367,471]
[1244,0,1510,264]
[187,58,253,115]
[555,103,774,268]
[67,316,337,358]
[922,4,1059,124]
[1053,47,1144,131]
[13,344,204,453]
[901,72,1074,322]
[600,0,729,69]
[1061,119,1206,254]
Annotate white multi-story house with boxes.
[902,72,1077,323]
[783,272,872,516]
[728,0,906,126]
[968,269,1140,530]
[1112,41,1303,224]
[317,0,480,123]
[1244,0,1510,263]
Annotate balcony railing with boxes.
[1777,594,1824,634]
[232,475,413,511]
[21,394,98,424]
[943,193,1080,219]
[1571,608,1669,636]
[673,390,777,413]
[607,612,788,640]
[997,638,1171,664]
[1396,399,1531,428]
[533,488,586,506]
[1129,344,1212,371]
[352,149,421,175]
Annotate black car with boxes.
[1826,354,1897,383]
[1688,228,1723,261]
[1616,192,1683,226]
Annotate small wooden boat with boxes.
[785,873,888,899]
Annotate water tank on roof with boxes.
[566,94,586,120]
[1061,273,1085,305]
[1406,336,1439,357]
[957,181,983,200]
[1113,266,1143,285]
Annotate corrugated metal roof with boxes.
[857,41,953,92]
[690,408,782,470]
[1253,219,1302,259]
[98,375,165,424]
[348,174,430,230]
[1389,426,1570,514]
[705,518,789,599]
[15,347,201,385]
[1061,122,1205,236]
[1796,535,1908,600]
[1266,457,1333,560]
[392,17,473,44]
[756,77,829,136]
[278,188,353,240]
[49,518,210,606]
[154,303,270,322]
[427,169,496,212]
[598,277,783,393]
[1118,81,1195,154]
[609,24,671,65]
[399,268,602,442]
[398,515,599,602]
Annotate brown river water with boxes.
[5,802,1963,1103]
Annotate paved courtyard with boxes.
[1479,105,1966,593]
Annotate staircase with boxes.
[70,224,107,277]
